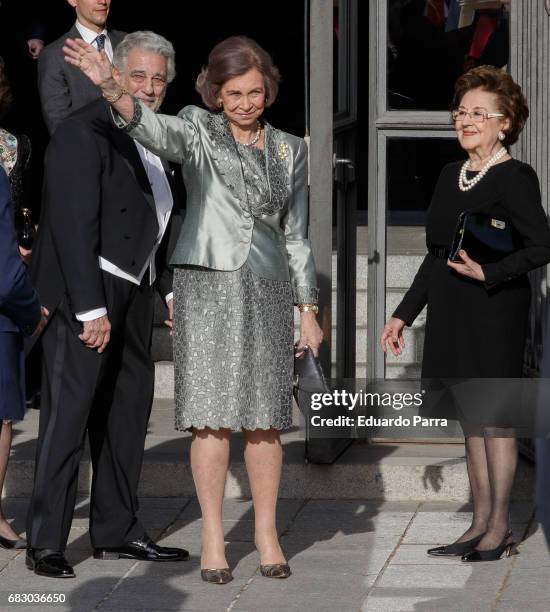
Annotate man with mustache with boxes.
[26,31,188,578]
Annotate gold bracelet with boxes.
[102,85,127,104]
[298,303,319,314]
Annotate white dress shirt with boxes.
[76,142,174,321]
[75,21,114,61]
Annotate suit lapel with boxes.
[65,25,103,97]
[67,25,81,39]
[109,30,126,49]
[109,125,158,219]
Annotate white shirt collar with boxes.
[75,20,108,45]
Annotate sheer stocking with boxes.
[476,431,517,550]
[454,435,491,543]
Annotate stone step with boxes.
[5,399,534,501]
[336,253,424,292]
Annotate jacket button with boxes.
[131,260,136,266]
[120,208,127,213]
[241,237,250,244]
[242,224,252,230]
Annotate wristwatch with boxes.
[298,303,319,314]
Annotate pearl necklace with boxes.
[458,147,508,192]
[235,123,262,147]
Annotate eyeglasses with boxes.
[451,108,505,123]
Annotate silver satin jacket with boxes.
[115,101,319,304]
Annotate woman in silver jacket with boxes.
[65,33,323,583]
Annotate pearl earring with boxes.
[498,131,505,141]
[218,100,223,108]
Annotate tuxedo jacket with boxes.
[30,98,183,318]
[38,25,126,135]
[0,167,41,336]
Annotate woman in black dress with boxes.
[380,66,550,561]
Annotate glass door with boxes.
[304,0,358,463]
[333,0,359,381]
[368,0,511,382]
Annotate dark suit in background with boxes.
[26,98,182,552]
[0,0,70,213]
[537,332,550,547]
[38,24,125,135]
[0,166,41,421]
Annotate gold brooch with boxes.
[278,142,289,160]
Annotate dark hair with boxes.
[452,65,529,148]
[195,36,281,111]
[0,57,13,120]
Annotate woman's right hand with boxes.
[63,38,113,87]
[379,317,406,356]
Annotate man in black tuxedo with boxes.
[38,0,125,134]
[26,31,187,578]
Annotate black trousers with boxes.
[27,273,155,551]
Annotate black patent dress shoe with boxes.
[26,549,75,578]
[461,530,519,562]
[93,535,189,562]
[427,533,485,557]
[0,534,27,550]
[201,568,234,584]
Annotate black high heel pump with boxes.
[461,530,519,562]
[427,533,485,557]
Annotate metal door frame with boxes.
[309,0,358,378]
[307,0,358,462]
[368,0,475,380]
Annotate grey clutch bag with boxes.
[293,346,355,464]
[293,345,330,416]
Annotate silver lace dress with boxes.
[173,143,294,431]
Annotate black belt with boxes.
[428,246,450,259]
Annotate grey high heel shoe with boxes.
[260,563,292,578]
[200,568,233,584]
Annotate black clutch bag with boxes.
[449,211,519,264]
[293,346,330,417]
[293,346,355,464]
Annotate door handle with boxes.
[333,155,356,182]
[367,249,380,264]
[333,155,355,169]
